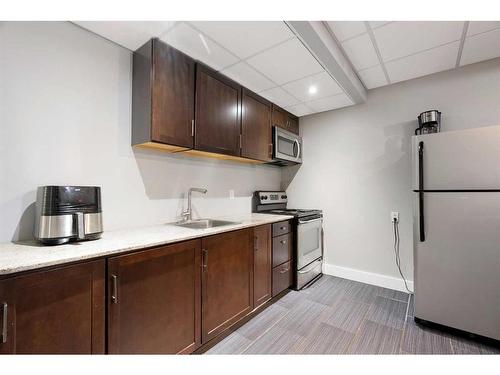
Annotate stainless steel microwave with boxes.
[272,126,302,165]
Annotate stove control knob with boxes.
[281,195,287,199]
[261,195,268,200]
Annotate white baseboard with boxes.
[322,263,414,293]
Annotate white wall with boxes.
[0,22,281,242]
[283,58,500,291]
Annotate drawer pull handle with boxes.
[280,227,286,230]
[1,302,7,344]
[280,240,287,244]
[279,267,289,274]
[111,275,118,304]
[254,236,259,251]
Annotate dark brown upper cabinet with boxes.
[272,105,299,135]
[0,260,105,354]
[241,89,273,162]
[107,240,201,354]
[194,64,242,157]
[132,38,195,151]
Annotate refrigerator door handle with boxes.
[419,141,425,242]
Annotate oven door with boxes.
[297,216,323,269]
[273,127,302,164]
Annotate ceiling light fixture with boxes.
[308,85,318,95]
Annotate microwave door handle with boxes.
[293,140,301,159]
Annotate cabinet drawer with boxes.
[272,261,292,297]
[272,220,291,237]
[272,233,292,268]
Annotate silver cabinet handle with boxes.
[202,249,208,271]
[280,240,287,244]
[111,275,118,304]
[254,236,259,251]
[1,302,7,344]
[279,267,289,274]
[280,226,286,230]
[191,119,195,137]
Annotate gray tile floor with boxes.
[206,275,499,354]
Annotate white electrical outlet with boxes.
[391,211,399,222]
[229,189,235,199]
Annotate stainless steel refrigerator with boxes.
[412,125,500,341]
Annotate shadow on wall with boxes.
[132,147,278,200]
[11,191,37,242]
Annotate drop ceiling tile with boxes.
[341,33,379,71]
[259,87,299,108]
[461,28,500,66]
[160,22,239,70]
[467,21,500,36]
[285,103,314,117]
[385,41,459,83]
[306,93,353,112]
[369,21,391,29]
[74,21,176,50]
[281,71,343,102]
[246,38,323,85]
[189,21,294,59]
[357,65,388,89]
[326,21,366,42]
[374,21,464,62]
[220,62,275,93]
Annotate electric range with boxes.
[253,191,323,290]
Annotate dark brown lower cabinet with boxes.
[253,224,272,308]
[107,239,201,354]
[201,228,253,343]
[0,260,105,354]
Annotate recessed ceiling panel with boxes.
[467,21,500,36]
[385,41,459,83]
[341,33,380,70]
[326,21,366,42]
[189,21,294,59]
[306,93,353,112]
[461,28,500,66]
[285,103,314,117]
[281,71,343,102]
[220,62,276,93]
[246,38,323,85]
[160,22,239,70]
[357,65,388,89]
[374,21,464,62]
[259,86,300,108]
[74,21,176,50]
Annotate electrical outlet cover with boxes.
[391,211,399,222]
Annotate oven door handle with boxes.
[298,217,322,224]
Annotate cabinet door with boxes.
[288,115,299,135]
[253,224,272,309]
[0,260,105,354]
[151,39,195,148]
[241,89,272,162]
[108,240,201,354]
[272,105,288,129]
[195,64,241,156]
[201,229,253,342]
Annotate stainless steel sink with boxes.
[173,219,240,229]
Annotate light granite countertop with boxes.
[0,213,293,276]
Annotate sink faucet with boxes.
[181,187,207,222]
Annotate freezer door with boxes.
[412,125,500,191]
[413,192,500,340]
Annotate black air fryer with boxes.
[34,186,103,245]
